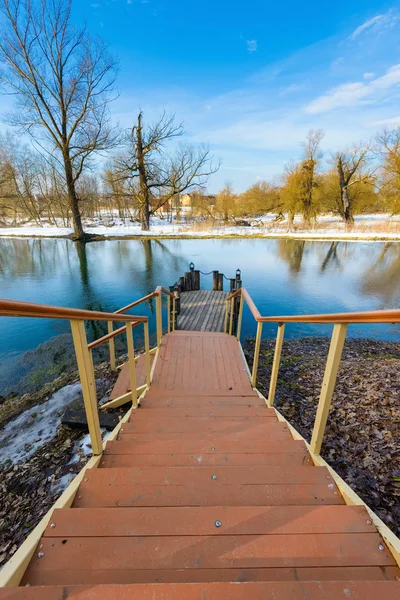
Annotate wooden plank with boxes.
[100,453,314,468]
[44,505,377,537]
[61,408,119,431]
[122,419,287,433]
[109,355,154,401]
[82,465,332,487]
[134,407,273,417]
[23,534,394,572]
[73,482,344,507]
[118,428,292,442]
[178,291,228,333]
[5,582,400,599]
[104,439,309,455]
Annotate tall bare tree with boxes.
[376,128,400,213]
[116,111,219,230]
[334,144,375,225]
[0,0,118,240]
[299,129,324,226]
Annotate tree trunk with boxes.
[63,152,85,240]
[136,112,151,231]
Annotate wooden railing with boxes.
[0,287,177,457]
[226,287,400,456]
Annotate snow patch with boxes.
[0,382,82,465]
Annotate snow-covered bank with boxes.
[2,213,400,241]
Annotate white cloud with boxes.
[349,14,385,39]
[305,64,400,114]
[247,40,257,53]
[363,72,375,79]
[366,115,400,128]
[280,83,303,96]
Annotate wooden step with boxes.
[123,418,282,433]
[133,407,274,417]
[117,426,291,442]
[23,533,395,575]
[143,395,263,407]
[45,505,377,537]
[73,482,344,508]
[7,581,400,599]
[109,354,153,401]
[105,439,308,455]
[83,466,332,486]
[100,452,314,468]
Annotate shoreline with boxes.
[2,230,400,242]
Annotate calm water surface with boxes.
[1,237,400,366]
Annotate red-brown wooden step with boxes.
[45,505,376,537]
[100,453,313,468]
[5,582,400,599]
[73,482,344,508]
[23,533,395,574]
[104,439,308,455]
[83,465,332,486]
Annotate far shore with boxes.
[2,213,400,242]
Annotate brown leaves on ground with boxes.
[245,337,400,537]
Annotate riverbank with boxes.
[2,213,400,241]
[0,360,122,569]
[244,336,400,538]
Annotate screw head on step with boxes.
[212,475,217,480]
[211,447,215,451]
[215,521,222,528]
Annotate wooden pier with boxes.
[170,264,241,333]
[178,290,228,332]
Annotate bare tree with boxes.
[376,128,400,213]
[0,0,118,240]
[299,129,324,226]
[115,111,219,231]
[333,143,376,225]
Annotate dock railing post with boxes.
[156,292,162,346]
[143,320,151,387]
[267,323,285,407]
[251,321,263,387]
[236,292,244,341]
[172,295,177,331]
[310,323,348,455]
[229,297,235,335]
[167,294,171,333]
[126,322,138,408]
[70,319,103,455]
[107,320,116,371]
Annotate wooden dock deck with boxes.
[8,330,399,598]
[178,290,228,332]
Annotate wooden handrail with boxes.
[155,285,174,297]
[226,288,400,324]
[114,293,156,315]
[258,309,400,324]
[0,298,147,323]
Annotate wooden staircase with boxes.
[1,331,399,598]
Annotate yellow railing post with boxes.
[126,322,138,408]
[267,323,285,407]
[70,320,103,455]
[156,292,162,346]
[224,300,229,333]
[236,293,244,341]
[107,321,116,371]
[172,296,177,331]
[229,297,235,335]
[310,323,348,455]
[143,320,151,387]
[251,321,263,387]
[167,294,171,333]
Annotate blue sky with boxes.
[13,1,400,191]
